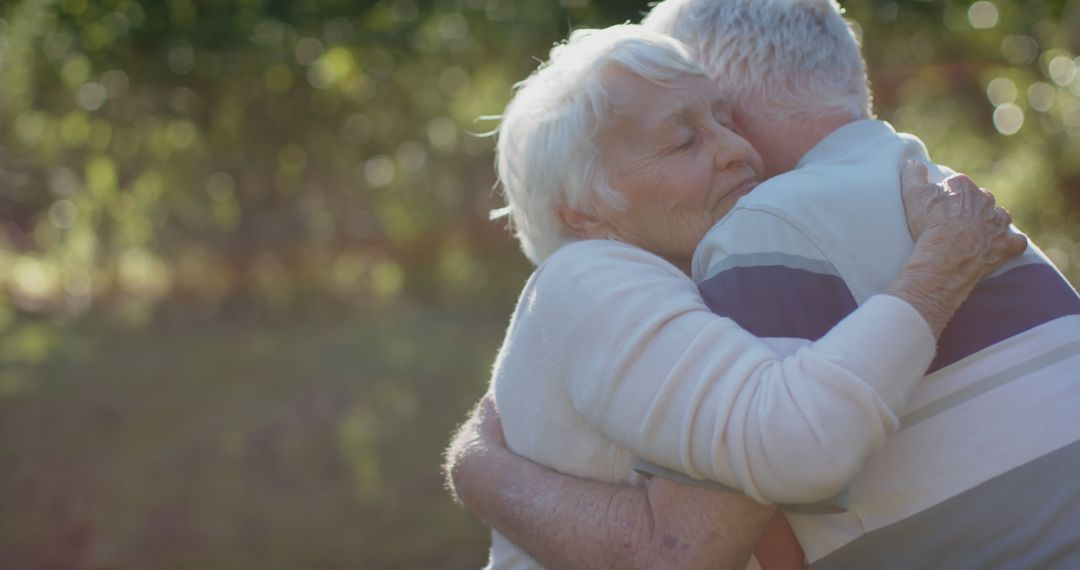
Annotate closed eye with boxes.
[711,100,735,129]
[673,127,697,151]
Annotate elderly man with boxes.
[447,0,1080,568]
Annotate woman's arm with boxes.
[445,396,774,570]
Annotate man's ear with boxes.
[557,203,606,239]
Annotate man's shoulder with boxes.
[737,121,931,209]
[738,146,910,212]
[724,122,936,240]
[693,124,934,295]
[709,155,902,249]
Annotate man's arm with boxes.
[444,395,775,570]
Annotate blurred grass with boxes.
[0,303,506,569]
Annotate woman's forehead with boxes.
[603,70,715,132]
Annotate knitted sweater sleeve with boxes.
[538,240,935,504]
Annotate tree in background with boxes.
[1,0,1077,322]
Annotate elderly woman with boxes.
[484,24,1022,569]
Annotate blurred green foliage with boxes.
[0,0,1079,567]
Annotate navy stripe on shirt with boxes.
[698,261,1080,371]
[698,264,856,340]
[930,262,1080,372]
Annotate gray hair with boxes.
[495,24,705,265]
[643,0,872,122]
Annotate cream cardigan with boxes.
[488,239,935,569]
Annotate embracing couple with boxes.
[446,0,1080,568]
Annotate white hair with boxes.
[495,24,705,265]
[643,0,872,122]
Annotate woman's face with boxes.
[587,67,764,268]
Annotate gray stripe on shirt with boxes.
[900,339,1080,430]
[810,439,1080,570]
[705,252,841,279]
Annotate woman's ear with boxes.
[558,203,607,239]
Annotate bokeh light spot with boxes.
[993,103,1024,135]
[77,82,107,110]
[10,257,60,301]
[315,46,355,87]
[1048,56,1077,86]
[426,116,457,148]
[1027,82,1056,112]
[968,1,999,29]
[986,77,1017,105]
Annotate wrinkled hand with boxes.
[444,392,506,503]
[901,160,1027,281]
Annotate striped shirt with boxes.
[689,119,1080,568]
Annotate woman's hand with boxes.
[901,160,1027,281]
[887,161,1027,337]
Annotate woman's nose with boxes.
[712,127,755,170]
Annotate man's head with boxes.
[644,0,872,175]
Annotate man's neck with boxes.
[743,111,862,178]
